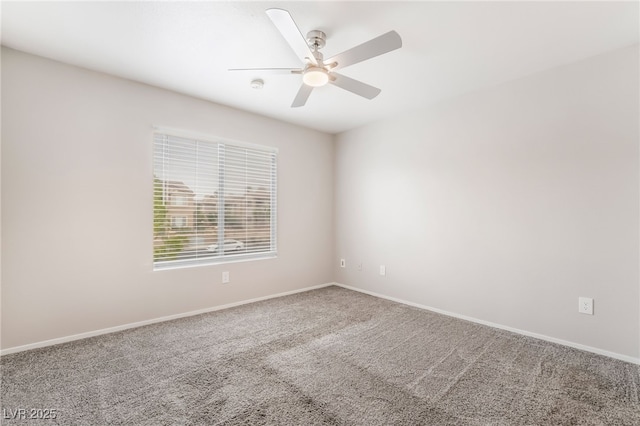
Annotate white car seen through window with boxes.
[206,239,245,253]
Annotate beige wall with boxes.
[334,45,640,359]
[1,47,334,349]
[2,45,639,361]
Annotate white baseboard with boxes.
[0,282,334,356]
[334,283,640,365]
[4,282,638,365]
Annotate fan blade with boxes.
[330,73,381,99]
[266,8,317,66]
[291,84,313,107]
[325,31,402,70]
[228,68,302,74]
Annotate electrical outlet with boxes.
[379,265,386,276]
[357,262,362,272]
[340,259,346,268]
[222,271,230,284]
[578,297,593,315]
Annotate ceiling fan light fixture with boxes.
[303,67,329,87]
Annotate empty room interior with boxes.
[1,1,639,425]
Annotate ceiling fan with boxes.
[229,8,402,107]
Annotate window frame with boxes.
[152,127,278,271]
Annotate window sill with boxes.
[153,252,278,272]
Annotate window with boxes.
[153,130,277,269]
[171,195,187,206]
[171,216,187,229]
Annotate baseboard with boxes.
[334,283,640,365]
[5,282,637,365]
[0,282,334,356]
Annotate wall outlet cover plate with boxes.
[578,297,593,315]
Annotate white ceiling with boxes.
[2,1,638,134]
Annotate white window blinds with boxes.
[153,131,277,270]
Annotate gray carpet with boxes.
[1,286,639,425]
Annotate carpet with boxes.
[1,286,639,425]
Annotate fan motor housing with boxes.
[306,30,326,50]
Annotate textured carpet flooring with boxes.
[1,286,639,425]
